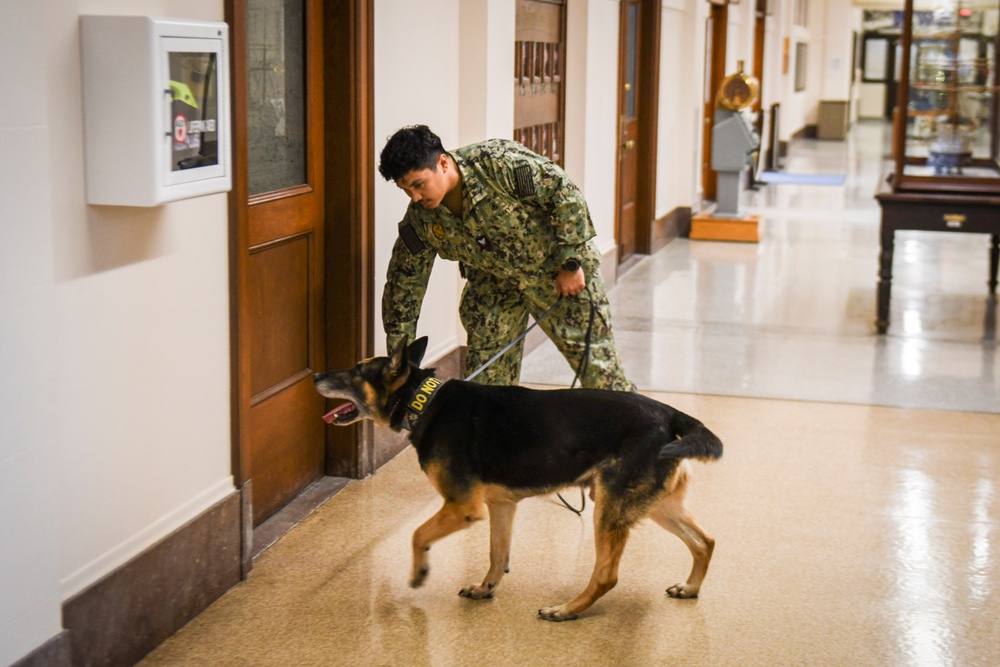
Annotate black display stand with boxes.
[875,174,1000,334]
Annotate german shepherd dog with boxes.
[313,337,722,621]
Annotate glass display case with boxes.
[891,0,1000,193]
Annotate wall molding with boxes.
[60,477,235,600]
[11,631,71,667]
[652,206,692,250]
[61,491,242,666]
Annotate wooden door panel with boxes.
[616,0,640,261]
[248,191,319,246]
[514,90,560,128]
[247,378,325,522]
[514,0,566,164]
[248,235,311,398]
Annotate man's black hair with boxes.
[378,125,446,182]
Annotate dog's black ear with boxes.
[388,336,409,378]
[407,336,428,367]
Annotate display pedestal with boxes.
[690,210,761,243]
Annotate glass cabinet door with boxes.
[893,0,1000,193]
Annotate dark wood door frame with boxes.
[635,0,660,256]
[751,0,766,162]
[227,0,376,502]
[615,0,661,259]
[701,0,728,203]
[322,0,376,478]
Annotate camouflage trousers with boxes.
[459,268,634,391]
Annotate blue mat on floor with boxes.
[758,171,846,186]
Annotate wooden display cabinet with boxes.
[875,0,1000,333]
[890,0,1000,194]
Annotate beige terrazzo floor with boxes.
[142,390,1000,667]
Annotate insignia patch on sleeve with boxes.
[514,164,535,197]
[399,223,427,254]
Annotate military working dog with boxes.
[313,337,722,621]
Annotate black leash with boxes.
[463,286,597,517]
[464,298,563,382]
[555,285,595,515]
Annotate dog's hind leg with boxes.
[647,471,714,599]
[538,494,630,622]
[410,498,486,588]
[459,500,517,599]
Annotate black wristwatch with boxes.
[562,258,581,273]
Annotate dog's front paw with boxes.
[458,582,496,599]
[537,605,579,622]
[410,566,429,588]
[666,583,699,599]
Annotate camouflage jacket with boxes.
[383,139,599,348]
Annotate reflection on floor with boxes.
[522,120,999,413]
[142,121,1000,666]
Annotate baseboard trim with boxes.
[11,630,72,667]
[61,491,242,667]
[653,206,692,247]
[792,124,818,140]
[60,477,235,600]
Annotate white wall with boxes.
[373,0,463,360]
[459,0,516,146]
[1,1,233,663]
[820,0,855,101]
[656,0,702,214]
[566,0,621,257]
[764,0,854,141]
[0,2,62,662]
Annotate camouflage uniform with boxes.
[383,139,633,391]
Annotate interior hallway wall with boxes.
[656,0,702,215]
[0,1,62,663]
[373,0,463,359]
[564,0,621,260]
[1,0,234,664]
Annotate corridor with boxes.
[141,121,1000,667]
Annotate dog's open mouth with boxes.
[322,402,359,424]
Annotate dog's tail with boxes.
[658,413,723,462]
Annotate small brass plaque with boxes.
[943,214,966,229]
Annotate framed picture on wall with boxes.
[795,42,808,91]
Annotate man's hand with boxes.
[555,267,586,297]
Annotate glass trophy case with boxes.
[891,0,1000,193]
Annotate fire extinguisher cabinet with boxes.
[80,16,231,206]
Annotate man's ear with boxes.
[407,336,428,367]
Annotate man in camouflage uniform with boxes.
[379,125,633,391]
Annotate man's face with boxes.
[395,154,450,209]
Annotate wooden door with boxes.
[232,0,326,526]
[514,0,566,165]
[751,0,767,174]
[701,1,728,202]
[616,0,641,261]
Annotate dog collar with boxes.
[404,376,444,430]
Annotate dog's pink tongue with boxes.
[322,402,355,424]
